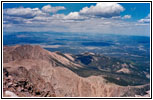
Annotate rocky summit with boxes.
[3,45,150,97]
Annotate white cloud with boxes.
[3,5,66,24]
[4,7,46,18]
[64,12,87,20]
[64,12,80,19]
[64,3,125,20]
[79,3,124,18]
[138,13,150,23]
[4,16,150,36]
[41,5,66,13]
[3,5,66,20]
[51,14,65,19]
[29,14,65,23]
[138,19,150,23]
[123,15,131,19]
[3,3,150,36]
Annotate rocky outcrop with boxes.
[4,91,18,97]
[3,66,56,97]
[3,45,150,97]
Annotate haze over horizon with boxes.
[3,2,150,36]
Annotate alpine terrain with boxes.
[3,45,150,97]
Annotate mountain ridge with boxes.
[3,45,150,97]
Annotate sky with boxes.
[3,2,150,36]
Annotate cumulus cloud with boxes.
[3,3,150,36]
[3,5,66,24]
[4,7,46,19]
[51,14,65,19]
[4,4,66,20]
[64,3,125,20]
[64,12,80,19]
[29,14,66,24]
[79,3,124,18]
[41,5,66,13]
[123,15,131,19]
[64,12,87,20]
[138,13,150,23]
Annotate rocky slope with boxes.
[3,45,150,97]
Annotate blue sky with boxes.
[3,2,150,36]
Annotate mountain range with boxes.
[3,45,150,97]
